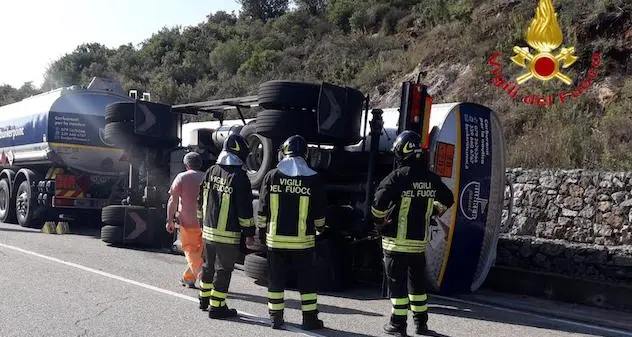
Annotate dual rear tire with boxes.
[0,177,43,228]
[100,205,171,247]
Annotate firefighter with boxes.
[257,135,327,331]
[371,130,454,337]
[198,134,256,319]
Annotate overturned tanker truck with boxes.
[104,77,509,294]
[0,78,136,230]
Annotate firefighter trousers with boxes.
[267,249,318,316]
[383,250,428,327]
[199,242,240,309]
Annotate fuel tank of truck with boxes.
[0,78,134,175]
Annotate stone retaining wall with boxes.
[497,168,632,283]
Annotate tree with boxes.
[296,0,328,15]
[237,0,290,22]
[42,43,114,90]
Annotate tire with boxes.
[104,122,135,148]
[240,121,277,189]
[258,81,320,110]
[255,109,317,141]
[101,205,154,245]
[244,252,268,282]
[15,180,43,228]
[104,122,179,149]
[101,205,128,225]
[101,225,125,244]
[0,178,15,223]
[105,102,135,123]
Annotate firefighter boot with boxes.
[384,316,408,337]
[414,313,432,335]
[301,311,324,331]
[208,305,238,319]
[198,296,209,310]
[270,310,284,329]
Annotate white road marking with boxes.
[433,295,632,337]
[2,240,630,337]
[0,242,326,337]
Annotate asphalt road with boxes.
[0,222,630,337]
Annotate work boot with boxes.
[270,311,284,329]
[208,305,238,319]
[301,311,324,331]
[384,323,408,337]
[384,317,408,337]
[199,296,209,311]
[414,314,431,335]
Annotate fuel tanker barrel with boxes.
[424,102,507,294]
[0,80,134,175]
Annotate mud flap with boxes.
[424,103,506,294]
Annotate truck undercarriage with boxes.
[99,77,508,295]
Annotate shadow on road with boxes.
[232,314,382,337]
[0,226,40,234]
[231,291,383,317]
[428,297,620,337]
[0,222,102,239]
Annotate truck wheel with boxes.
[105,122,179,150]
[101,225,124,244]
[0,178,16,223]
[16,180,43,228]
[240,121,276,189]
[105,102,135,123]
[104,122,135,148]
[101,205,127,225]
[244,252,268,283]
[258,81,320,110]
[255,109,317,141]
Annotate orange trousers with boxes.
[179,226,204,281]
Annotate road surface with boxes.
[0,222,630,337]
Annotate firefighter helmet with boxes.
[280,135,307,159]
[223,134,250,163]
[392,130,422,162]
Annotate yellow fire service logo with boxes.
[487,0,601,107]
[510,0,577,85]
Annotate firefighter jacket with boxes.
[371,164,454,254]
[257,167,326,250]
[201,164,255,245]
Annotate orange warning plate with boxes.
[435,142,455,178]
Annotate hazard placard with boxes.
[435,142,455,178]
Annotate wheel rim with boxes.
[0,185,8,216]
[245,135,264,174]
[17,190,28,220]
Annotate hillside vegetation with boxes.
[1,0,631,169]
